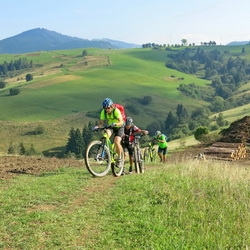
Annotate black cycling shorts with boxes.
[108,126,124,138]
[123,143,133,156]
[158,146,168,155]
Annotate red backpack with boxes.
[105,103,126,122]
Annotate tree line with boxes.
[0,58,33,77]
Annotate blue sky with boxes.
[1,0,249,45]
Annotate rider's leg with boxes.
[114,136,123,158]
[129,155,133,166]
[163,154,167,163]
[163,147,167,163]
[158,152,163,162]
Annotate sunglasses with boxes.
[104,106,112,110]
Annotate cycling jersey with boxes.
[100,108,122,127]
[124,125,140,144]
[155,134,168,148]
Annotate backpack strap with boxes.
[104,107,118,120]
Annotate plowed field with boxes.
[0,156,83,180]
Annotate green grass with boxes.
[0,160,249,249]
[0,48,210,122]
[212,103,250,123]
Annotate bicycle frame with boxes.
[148,142,155,158]
[100,130,116,163]
[144,140,157,163]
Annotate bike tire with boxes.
[111,150,125,177]
[143,148,150,163]
[85,140,111,177]
[134,147,140,173]
[138,149,145,173]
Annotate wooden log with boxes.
[211,142,244,148]
[204,147,236,154]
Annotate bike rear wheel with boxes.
[134,147,140,173]
[85,140,111,177]
[111,150,125,177]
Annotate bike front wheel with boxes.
[111,150,125,177]
[85,140,111,177]
[151,149,157,162]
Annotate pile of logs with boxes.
[204,142,247,160]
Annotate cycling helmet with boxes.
[125,117,133,126]
[102,98,113,108]
[155,131,162,137]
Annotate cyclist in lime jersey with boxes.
[94,98,124,166]
[154,131,168,163]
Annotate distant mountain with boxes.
[227,41,250,46]
[0,28,141,54]
[99,38,141,49]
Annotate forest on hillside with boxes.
[166,48,250,111]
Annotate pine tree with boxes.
[19,142,26,155]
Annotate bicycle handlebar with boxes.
[92,125,113,131]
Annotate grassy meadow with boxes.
[0,48,210,154]
[0,160,249,249]
[0,48,209,122]
[0,46,249,154]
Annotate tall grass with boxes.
[0,160,249,249]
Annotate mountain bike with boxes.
[132,133,145,173]
[85,127,124,177]
[143,140,157,163]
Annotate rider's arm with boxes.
[97,119,104,128]
[115,116,124,127]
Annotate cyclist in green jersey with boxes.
[94,98,124,166]
[154,131,168,163]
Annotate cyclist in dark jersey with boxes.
[122,117,148,173]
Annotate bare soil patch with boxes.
[24,75,81,89]
[0,156,82,180]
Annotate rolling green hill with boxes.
[0,48,210,122]
[0,46,249,155]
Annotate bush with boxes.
[34,125,47,135]
[0,81,6,89]
[26,74,33,82]
[7,143,15,154]
[25,144,41,156]
[194,126,209,142]
[9,88,20,96]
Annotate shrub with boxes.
[26,74,33,82]
[26,144,41,156]
[7,143,15,154]
[34,125,47,135]
[0,81,6,89]
[9,88,20,96]
[194,126,209,142]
